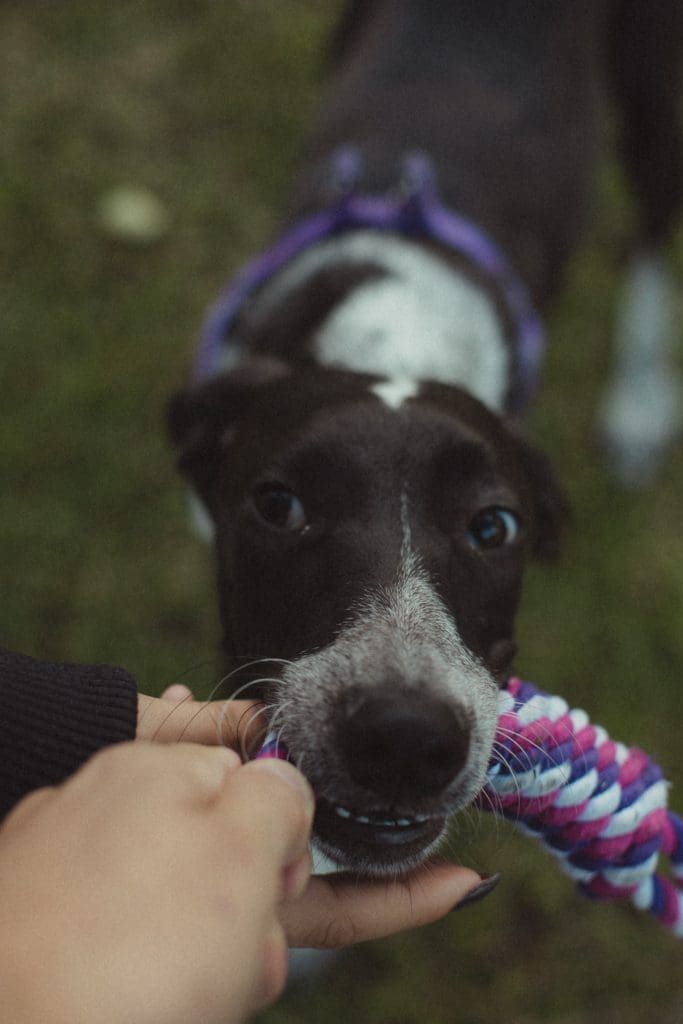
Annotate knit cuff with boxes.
[0,647,138,821]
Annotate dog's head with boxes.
[169,359,567,874]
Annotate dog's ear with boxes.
[512,435,570,560]
[167,357,290,501]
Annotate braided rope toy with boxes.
[257,677,683,936]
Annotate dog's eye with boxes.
[252,485,307,532]
[467,507,520,550]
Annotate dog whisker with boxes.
[486,746,524,816]
[204,675,286,750]
[235,703,271,758]
[150,691,196,743]
[238,701,282,760]
[493,723,564,774]
[152,673,238,744]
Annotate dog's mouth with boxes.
[313,796,446,870]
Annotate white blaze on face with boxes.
[369,376,419,409]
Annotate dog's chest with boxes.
[244,231,511,412]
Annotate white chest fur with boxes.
[247,230,510,412]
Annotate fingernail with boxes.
[452,873,501,911]
[161,683,193,703]
[250,758,315,810]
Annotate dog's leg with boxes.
[599,0,683,485]
[600,253,680,486]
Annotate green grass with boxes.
[2,3,683,1021]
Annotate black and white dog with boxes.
[169,1,682,877]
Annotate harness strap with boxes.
[195,148,543,412]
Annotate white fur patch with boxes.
[370,376,419,409]
[243,231,510,411]
[400,486,412,556]
[187,491,215,542]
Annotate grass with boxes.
[2,2,682,1021]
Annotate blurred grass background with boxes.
[2,2,683,1021]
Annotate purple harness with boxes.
[195,148,544,412]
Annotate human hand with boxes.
[0,743,314,1024]
[140,689,487,951]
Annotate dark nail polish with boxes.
[452,872,501,911]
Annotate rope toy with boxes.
[257,677,683,936]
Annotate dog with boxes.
[168,0,682,877]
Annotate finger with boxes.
[3,743,243,839]
[159,683,194,702]
[0,785,57,831]
[281,859,482,948]
[159,742,243,795]
[81,741,244,807]
[136,694,265,751]
[218,760,315,876]
[282,848,313,903]
[248,922,289,1015]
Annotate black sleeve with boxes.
[0,647,138,822]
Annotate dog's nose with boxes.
[337,692,469,798]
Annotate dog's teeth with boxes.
[332,803,431,829]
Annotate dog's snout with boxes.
[337,692,470,799]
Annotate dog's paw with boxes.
[598,252,682,487]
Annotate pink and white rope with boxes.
[478,678,683,936]
[258,677,683,936]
